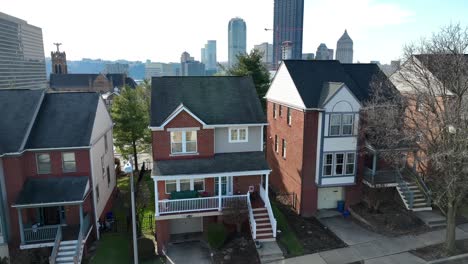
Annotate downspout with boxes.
[89,146,100,240]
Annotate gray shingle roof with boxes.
[0,89,44,154]
[25,92,99,149]
[150,76,266,126]
[49,73,136,90]
[282,60,393,108]
[153,151,270,176]
[14,176,89,206]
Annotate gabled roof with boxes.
[414,54,468,84]
[13,176,89,207]
[318,82,345,107]
[151,76,266,127]
[280,60,393,108]
[25,92,100,149]
[49,73,136,90]
[0,89,44,154]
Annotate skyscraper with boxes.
[0,12,47,89]
[228,17,246,67]
[336,30,353,63]
[180,51,205,76]
[273,0,304,66]
[203,40,217,73]
[254,42,273,66]
[316,43,333,60]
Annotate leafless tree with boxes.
[223,198,248,233]
[362,23,468,254]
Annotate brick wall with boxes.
[301,111,320,216]
[152,111,214,161]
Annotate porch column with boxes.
[372,152,377,176]
[218,176,222,211]
[79,204,84,233]
[17,208,24,245]
[154,179,159,216]
[265,174,269,202]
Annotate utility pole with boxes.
[125,158,138,264]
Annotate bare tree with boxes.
[362,23,468,254]
[223,198,248,233]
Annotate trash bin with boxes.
[337,200,345,213]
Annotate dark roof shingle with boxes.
[25,92,99,149]
[150,76,266,126]
[0,89,44,154]
[153,151,270,176]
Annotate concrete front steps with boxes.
[415,210,447,228]
[253,207,275,242]
[55,240,80,264]
[397,182,432,211]
[256,241,284,264]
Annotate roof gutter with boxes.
[11,200,84,208]
[149,123,269,131]
[0,146,91,158]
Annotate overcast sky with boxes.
[3,0,468,64]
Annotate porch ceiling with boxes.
[12,176,89,208]
[152,151,270,177]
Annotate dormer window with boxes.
[229,127,248,143]
[170,130,197,154]
[329,113,354,136]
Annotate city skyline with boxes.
[2,0,468,64]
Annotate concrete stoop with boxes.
[415,211,447,228]
[256,241,284,264]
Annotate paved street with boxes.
[272,216,468,264]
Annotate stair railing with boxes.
[404,167,432,206]
[246,191,257,240]
[49,226,62,264]
[396,170,414,209]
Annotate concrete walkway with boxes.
[272,216,468,264]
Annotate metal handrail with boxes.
[246,192,257,239]
[404,167,432,206]
[49,226,62,264]
[396,170,414,209]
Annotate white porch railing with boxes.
[247,192,256,239]
[259,184,277,238]
[24,224,60,243]
[158,194,248,215]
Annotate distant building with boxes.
[145,61,180,79]
[254,42,273,66]
[228,17,246,67]
[302,53,314,60]
[51,44,68,74]
[316,43,333,60]
[180,51,205,76]
[273,0,304,65]
[203,40,217,72]
[379,60,401,76]
[336,30,353,63]
[281,41,293,60]
[49,73,136,93]
[104,63,129,74]
[0,12,47,89]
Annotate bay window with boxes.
[171,130,197,154]
[322,152,356,176]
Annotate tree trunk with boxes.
[132,139,139,172]
[445,202,457,255]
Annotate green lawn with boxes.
[271,201,304,256]
[91,233,131,264]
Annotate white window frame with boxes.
[62,152,76,173]
[282,139,286,159]
[170,130,198,154]
[341,114,354,136]
[165,180,177,194]
[273,103,277,119]
[193,178,205,192]
[329,113,354,136]
[329,114,342,136]
[36,153,51,174]
[323,153,333,176]
[165,178,206,194]
[228,127,248,143]
[345,153,355,175]
[287,107,292,125]
[274,135,278,153]
[334,153,345,175]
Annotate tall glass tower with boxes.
[273,0,304,66]
[228,17,246,67]
[0,12,47,89]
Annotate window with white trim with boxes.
[274,135,278,153]
[279,105,282,117]
[322,152,356,176]
[180,179,191,191]
[323,154,333,176]
[36,153,51,174]
[273,103,277,119]
[194,178,205,191]
[62,152,76,172]
[282,139,286,159]
[329,113,354,136]
[165,180,177,194]
[229,127,248,143]
[171,130,197,154]
[287,107,292,125]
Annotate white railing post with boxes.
[265,174,269,201]
[218,176,222,211]
[154,179,159,216]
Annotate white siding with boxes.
[321,176,355,185]
[323,138,358,152]
[90,99,115,230]
[323,85,360,113]
[265,63,306,109]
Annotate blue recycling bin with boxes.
[337,200,345,213]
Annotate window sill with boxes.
[170,152,199,157]
[229,140,248,143]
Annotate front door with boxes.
[39,206,65,225]
[214,177,233,195]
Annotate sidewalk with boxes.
[273,216,468,264]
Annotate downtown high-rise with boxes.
[201,40,217,75]
[273,0,304,66]
[0,12,47,89]
[228,17,246,67]
[336,30,353,63]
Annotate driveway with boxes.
[166,241,212,264]
[319,216,383,245]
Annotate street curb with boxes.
[427,252,468,264]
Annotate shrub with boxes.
[206,223,227,249]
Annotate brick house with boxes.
[265,60,403,216]
[0,89,116,262]
[150,76,277,254]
